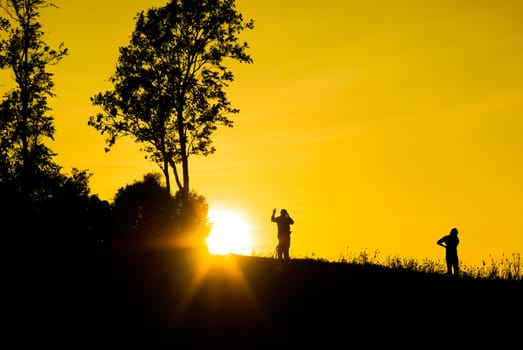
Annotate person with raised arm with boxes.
[271,208,294,260]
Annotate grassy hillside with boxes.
[5,248,522,348]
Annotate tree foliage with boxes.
[0,2,106,250]
[110,172,210,250]
[89,0,253,196]
[0,0,67,205]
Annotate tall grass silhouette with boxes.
[333,249,523,282]
[252,247,522,282]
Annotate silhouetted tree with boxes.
[0,0,67,209]
[110,172,210,251]
[40,168,111,250]
[0,162,110,255]
[172,187,210,250]
[0,2,108,253]
[89,0,253,197]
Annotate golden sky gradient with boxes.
[29,0,523,267]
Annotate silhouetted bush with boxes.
[1,167,110,255]
[109,173,210,251]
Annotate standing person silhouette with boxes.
[271,208,294,260]
[437,227,460,277]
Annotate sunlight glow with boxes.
[205,209,253,255]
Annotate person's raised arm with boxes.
[271,208,277,222]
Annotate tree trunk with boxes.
[176,106,189,197]
[162,158,171,194]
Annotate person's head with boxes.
[281,209,287,216]
[450,227,458,236]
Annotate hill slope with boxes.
[5,250,522,348]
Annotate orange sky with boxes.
[24,0,523,267]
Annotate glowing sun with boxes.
[205,209,253,255]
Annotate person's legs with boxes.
[281,236,290,260]
[452,259,459,277]
[446,258,453,276]
[277,242,283,260]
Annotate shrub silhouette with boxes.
[109,173,210,251]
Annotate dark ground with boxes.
[4,247,522,349]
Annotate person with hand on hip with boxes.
[437,227,460,277]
